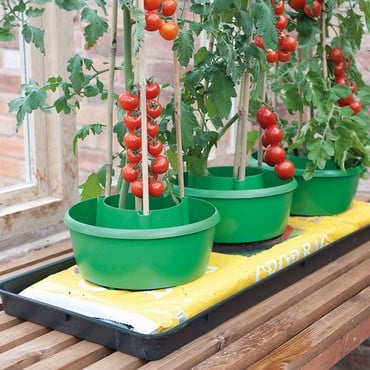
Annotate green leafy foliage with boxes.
[73,123,104,154]
[81,7,108,48]
[174,30,194,67]
[79,172,104,200]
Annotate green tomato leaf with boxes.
[0,28,15,42]
[55,0,84,11]
[80,6,108,48]
[21,23,45,54]
[174,30,194,67]
[25,7,44,17]
[79,172,103,200]
[181,102,198,150]
[73,123,104,154]
[67,55,84,93]
[207,73,236,118]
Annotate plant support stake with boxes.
[105,0,118,197]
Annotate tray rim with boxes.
[1,224,369,360]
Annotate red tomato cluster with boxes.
[118,80,169,198]
[289,0,322,18]
[144,0,179,41]
[329,48,362,115]
[255,1,298,64]
[256,105,295,180]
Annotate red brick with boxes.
[0,133,26,160]
[0,156,25,185]
[0,72,22,94]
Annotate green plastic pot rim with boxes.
[64,196,220,240]
[182,176,297,199]
[292,163,363,178]
[102,194,184,215]
[250,152,363,179]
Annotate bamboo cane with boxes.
[104,0,118,197]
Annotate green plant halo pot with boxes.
[173,166,297,244]
[64,194,220,290]
[250,153,362,216]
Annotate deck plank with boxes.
[0,311,22,331]
[191,259,370,369]
[0,321,50,353]
[0,239,72,278]
[84,352,146,370]
[24,340,114,370]
[249,287,370,369]
[0,331,80,369]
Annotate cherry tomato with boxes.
[280,35,297,52]
[350,82,357,94]
[349,100,362,115]
[147,119,160,137]
[131,180,143,198]
[273,0,285,15]
[303,0,322,18]
[144,0,161,10]
[124,131,142,150]
[264,125,284,145]
[329,48,344,63]
[151,154,169,174]
[335,76,347,85]
[266,49,279,63]
[126,149,142,164]
[146,99,163,118]
[149,180,164,197]
[276,15,288,31]
[288,0,306,10]
[123,111,142,130]
[161,0,177,16]
[275,160,295,180]
[118,91,139,111]
[148,139,163,156]
[278,50,291,62]
[264,145,286,166]
[260,132,270,148]
[145,10,163,32]
[146,80,160,99]
[121,163,139,182]
[256,106,278,129]
[254,36,265,50]
[159,21,179,40]
[338,94,353,107]
[334,61,346,77]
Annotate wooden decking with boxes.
[1,194,369,369]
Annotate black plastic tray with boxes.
[1,225,369,360]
